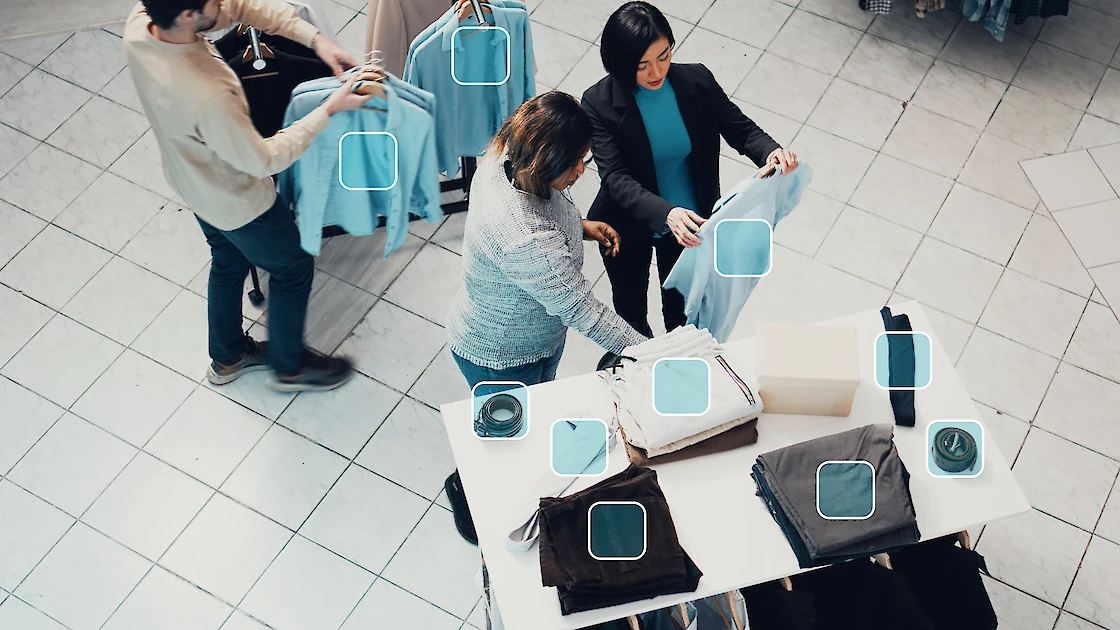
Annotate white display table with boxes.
[439,302,1031,630]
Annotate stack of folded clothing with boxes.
[751,423,920,568]
[604,326,763,464]
[538,465,702,615]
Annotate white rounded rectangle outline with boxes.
[587,500,648,561]
[450,25,512,86]
[651,357,711,417]
[470,380,529,441]
[815,460,876,521]
[872,331,934,391]
[925,420,985,479]
[338,131,399,191]
[549,418,609,478]
[713,218,774,278]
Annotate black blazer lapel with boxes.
[610,76,659,196]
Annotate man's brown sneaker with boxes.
[206,335,270,385]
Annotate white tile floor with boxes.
[1,0,1120,628]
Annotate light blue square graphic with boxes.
[652,358,710,416]
[588,501,647,560]
[471,381,528,440]
[874,331,932,389]
[816,461,875,520]
[550,419,608,476]
[713,218,773,277]
[338,132,398,191]
[927,421,984,478]
[451,26,511,86]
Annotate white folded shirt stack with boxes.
[604,325,764,457]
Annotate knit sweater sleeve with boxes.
[500,230,648,353]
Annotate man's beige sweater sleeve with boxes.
[211,0,320,47]
[197,91,330,179]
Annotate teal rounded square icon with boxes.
[927,420,984,478]
[874,331,932,390]
[450,26,511,85]
[652,358,710,416]
[713,218,773,277]
[471,381,528,440]
[551,419,608,477]
[816,460,875,520]
[338,132,398,190]
[588,501,647,561]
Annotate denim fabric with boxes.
[962,0,1013,40]
[451,338,565,389]
[277,82,442,257]
[196,195,312,374]
[663,162,812,343]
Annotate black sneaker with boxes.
[206,335,270,385]
[269,354,354,392]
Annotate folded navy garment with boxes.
[880,306,916,427]
[751,424,920,568]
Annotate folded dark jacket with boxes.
[539,465,702,615]
[752,423,920,568]
[625,419,758,466]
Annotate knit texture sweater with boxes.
[446,154,647,369]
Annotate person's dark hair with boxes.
[600,2,675,90]
[489,91,592,199]
[142,0,208,30]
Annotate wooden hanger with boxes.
[456,0,492,23]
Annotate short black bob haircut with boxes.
[599,2,676,90]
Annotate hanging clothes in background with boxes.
[206,0,336,45]
[751,424,921,569]
[962,0,1015,40]
[914,0,946,17]
[404,0,536,176]
[663,163,812,344]
[1010,0,1069,23]
[857,0,946,16]
[366,0,453,76]
[277,75,443,257]
[225,49,333,137]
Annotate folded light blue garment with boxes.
[663,162,813,342]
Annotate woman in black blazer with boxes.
[582,1,799,338]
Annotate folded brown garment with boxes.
[625,419,759,466]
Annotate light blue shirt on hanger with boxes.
[404,2,535,176]
[278,81,442,257]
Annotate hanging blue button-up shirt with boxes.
[663,162,813,342]
[277,81,442,257]
[404,3,535,176]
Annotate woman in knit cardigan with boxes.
[443,91,648,544]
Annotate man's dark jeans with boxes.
[196,195,312,374]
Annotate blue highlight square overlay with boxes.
[713,218,774,277]
[816,460,875,520]
[652,358,710,416]
[451,26,511,86]
[588,501,647,561]
[874,331,933,390]
[927,420,984,478]
[471,381,529,440]
[550,419,609,477]
[338,132,398,191]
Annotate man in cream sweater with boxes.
[124,0,372,391]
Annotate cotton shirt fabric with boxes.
[277,79,441,256]
[607,325,763,454]
[404,2,535,176]
[446,154,647,369]
[123,0,329,231]
[751,423,921,569]
[634,78,700,220]
[664,163,813,343]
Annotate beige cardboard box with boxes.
[757,322,861,416]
